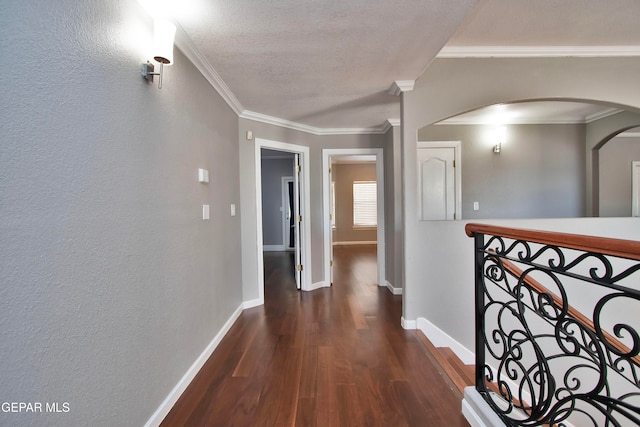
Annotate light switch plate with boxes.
[203,204,210,220]
[198,168,209,183]
[230,204,236,217]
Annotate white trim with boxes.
[173,24,243,115]
[417,141,463,221]
[585,108,624,123]
[255,139,312,296]
[308,281,330,291]
[242,298,263,310]
[462,387,507,427]
[332,240,377,246]
[437,45,640,58]
[618,132,640,138]
[388,80,415,96]
[241,110,389,135]
[385,280,403,295]
[416,317,474,365]
[144,303,243,427]
[386,118,401,127]
[322,149,386,289]
[263,245,286,252]
[401,317,416,330]
[438,107,623,125]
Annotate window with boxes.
[353,181,377,227]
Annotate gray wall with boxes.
[260,157,294,246]
[401,56,640,354]
[332,163,377,242]
[1,1,241,425]
[418,124,586,219]
[600,135,640,216]
[239,119,386,298]
[384,125,403,290]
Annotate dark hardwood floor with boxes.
[161,245,469,426]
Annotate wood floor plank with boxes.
[161,246,469,426]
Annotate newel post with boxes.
[472,232,486,392]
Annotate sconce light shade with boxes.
[493,143,501,154]
[141,19,176,89]
[152,19,176,65]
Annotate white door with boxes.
[633,161,640,217]
[417,147,456,220]
[281,177,294,250]
[294,154,302,290]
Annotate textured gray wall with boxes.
[418,123,586,219]
[261,157,294,246]
[0,1,241,425]
[600,135,640,216]
[332,163,377,242]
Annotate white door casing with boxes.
[322,148,385,288]
[294,154,302,290]
[255,138,311,302]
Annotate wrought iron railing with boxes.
[465,224,640,427]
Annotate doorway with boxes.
[255,138,311,303]
[322,148,385,288]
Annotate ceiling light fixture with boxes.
[141,19,176,89]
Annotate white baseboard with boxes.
[332,241,377,246]
[416,317,475,365]
[462,387,506,427]
[385,280,402,295]
[242,298,263,309]
[306,281,329,291]
[263,245,286,251]
[144,303,243,427]
[401,317,416,330]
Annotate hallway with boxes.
[161,245,468,426]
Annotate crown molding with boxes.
[240,110,390,135]
[172,21,398,136]
[174,23,244,115]
[388,80,415,96]
[437,46,640,58]
[585,108,624,123]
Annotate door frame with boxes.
[255,138,311,299]
[322,148,385,287]
[417,141,462,220]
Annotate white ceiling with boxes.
[157,0,640,132]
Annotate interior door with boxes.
[294,154,302,290]
[417,147,456,220]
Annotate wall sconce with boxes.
[493,126,506,154]
[141,19,176,89]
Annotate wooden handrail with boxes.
[500,257,640,365]
[465,223,640,261]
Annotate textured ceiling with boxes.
[172,0,480,130]
[164,0,640,132]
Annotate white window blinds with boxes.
[353,181,377,227]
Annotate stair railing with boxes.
[466,223,640,427]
